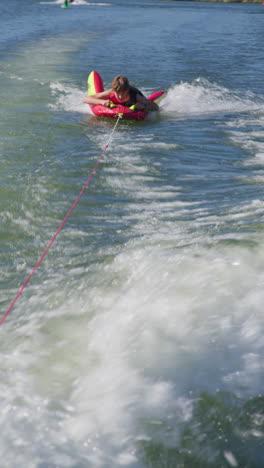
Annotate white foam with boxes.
[40,1,110,5]
[49,82,92,114]
[59,240,264,465]
[160,78,264,118]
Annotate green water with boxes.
[1,1,264,466]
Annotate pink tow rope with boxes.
[0,115,122,326]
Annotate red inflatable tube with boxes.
[87,71,164,121]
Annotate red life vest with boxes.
[110,87,143,107]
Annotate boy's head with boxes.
[112,75,130,93]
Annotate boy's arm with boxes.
[84,89,112,106]
[135,93,159,111]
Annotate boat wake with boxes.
[160,77,264,119]
[39,0,110,5]
[49,82,92,114]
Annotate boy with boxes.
[84,75,159,112]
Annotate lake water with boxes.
[1,0,264,466]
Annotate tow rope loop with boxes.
[0,114,122,326]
